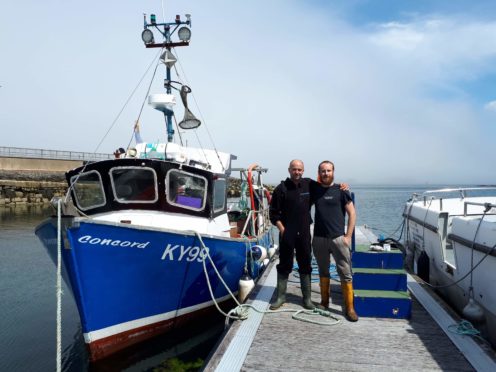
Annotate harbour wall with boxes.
[0,179,66,207]
[0,147,109,208]
[0,156,80,207]
[0,147,273,207]
[0,157,83,172]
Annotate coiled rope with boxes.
[193,232,340,326]
[448,320,487,343]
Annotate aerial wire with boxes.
[173,48,225,171]
[126,49,164,149]
[93,49,162,154]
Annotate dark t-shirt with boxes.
[312,183,353,239]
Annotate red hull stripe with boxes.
[86,301,229,361]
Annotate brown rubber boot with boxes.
[341,281,359,322]
[317,277,330,310]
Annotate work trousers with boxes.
[312,235,353,282]
[276,233,312,277]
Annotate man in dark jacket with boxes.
[269,159,314,309]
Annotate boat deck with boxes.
[204,227,496,371]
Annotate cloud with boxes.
[1,1,496,184]
[368,16,496,83]
[484,100,496,111]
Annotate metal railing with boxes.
[0,146,113,162]
[410,187,496,210]
[463,201,496,216]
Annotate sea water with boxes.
[0,184,469,371]
[0,205,223,371]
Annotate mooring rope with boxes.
[193,231,341,326]
[447,320,488,343]
[56,199,63,372]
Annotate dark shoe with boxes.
[270,274,288,310]
[300,274,314,310]
[341,281,359,322]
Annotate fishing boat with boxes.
[403,187,496,347]
[35,12,275,361]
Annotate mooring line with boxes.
[56,199,63,372]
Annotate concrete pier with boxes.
[204,226,496,371]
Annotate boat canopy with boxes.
[67,158,227,219]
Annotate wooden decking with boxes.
[204,227,496,371]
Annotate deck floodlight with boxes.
[141,29,154,44]
[178,27,191,42]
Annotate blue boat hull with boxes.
[36,218,272,360]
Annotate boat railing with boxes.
[411,187,496,210]
[0,146,113,162]
[463,201,496,217]
[239,205,271,238]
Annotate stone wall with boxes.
[0,171,67,207]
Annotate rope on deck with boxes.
[448,320,487,343]
[194,231,340,326]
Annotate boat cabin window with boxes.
[70,170,106,210]
[110,167,158,203]
[213,178,226,212]
[166,169,207,211]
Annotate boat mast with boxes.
[141,13,192,142]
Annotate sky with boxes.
[1,0,496,185]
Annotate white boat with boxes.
[403,187,496,347]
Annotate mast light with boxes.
[150,14,157,25]
[178,27,191,42]
[141,29,154,44]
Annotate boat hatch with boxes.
[70,170,106,211]
[110,166,158,203]
[444,216,457,269]
[166,169,207,211]
[437,212,457,270]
